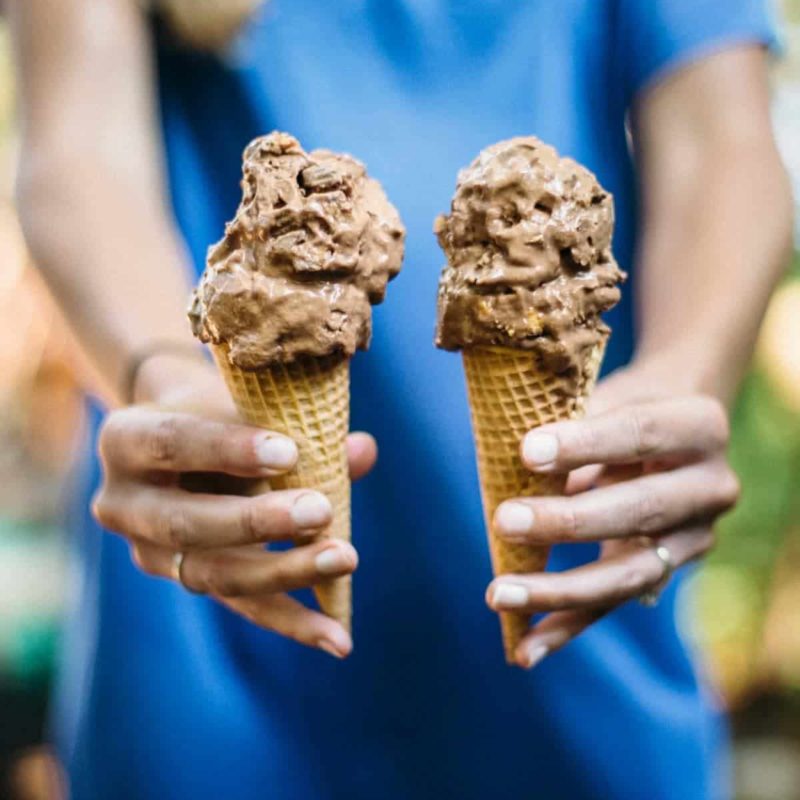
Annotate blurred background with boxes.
[0,4,798,800]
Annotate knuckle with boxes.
[270,556,297,589]
[130,546,155,575]
[699,529,717,556]
[717,468,741,510]
[92,489,122,532]
[161,506,193,548]
[632,490,666,534]
[129,546,145,570]
[97,412,125,463]
[239,502,263,543]
[619,562,651,596]
[628,406,661,458]
[90,489,107,525]
[206,564,242,597]
[571,422,602,461]
[207,423,233,471]
[560,503,583,541]
[543,586,568,610]
[682,528,716,563]
[694,529,716,557]
[149,416,181,467]
[699,397,730,449]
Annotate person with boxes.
[9,1,793,798]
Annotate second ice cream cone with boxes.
[212,343,352,631]
[463,341,606,662]
[434,136,625,663]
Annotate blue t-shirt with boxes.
[54,2,776,798]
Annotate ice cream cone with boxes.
[191,133,404,640]
[462,339,606,663]
[212,342,352,632]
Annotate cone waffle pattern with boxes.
[462,342,605,663]
[212,344,352,631]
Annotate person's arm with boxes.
[486,46,794,667]
[633,46,793,403]
[10,0,374,658]
[11,0,197,405]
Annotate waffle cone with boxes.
[212,343,352,632]
[462,340,606,663]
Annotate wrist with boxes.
[127,342,213,405]
[626,345,732,404]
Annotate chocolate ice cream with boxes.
[190,132,405,369]
[435,137,624,377]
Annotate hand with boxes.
[92,358,376,658]
[486,366,740,669]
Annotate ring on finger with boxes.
[171,551,203,594]
[638,541,674,608]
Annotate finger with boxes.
[131,539,358,596]
[514,607,612,669]
[494,460,739,544]
[99,407,298,477]
[564,464,603,495]
[520,396,730,473]
[487,526,714,614]
[221,592,352,658]
[347,432,378,481]
[94,485,333,548]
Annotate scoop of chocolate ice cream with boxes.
[435,137,624,375]
[190,132,405,368]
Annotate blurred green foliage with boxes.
[695,256,800,699]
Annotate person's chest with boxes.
[233,0,626,197]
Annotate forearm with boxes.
[17,154,197,404]
[11,0,201,406]
[631,47,794,404]
[633,146,792,401]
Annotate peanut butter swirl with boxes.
[190,132,405,368]
[435,137,624,376]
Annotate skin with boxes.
[10,1,793,663]
[489,47,794,667]
[9,0,374,658]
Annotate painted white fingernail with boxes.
[492,583,529,608]
[523,433,558,468]
[495,502,534,536]
[256,435,297,469]
[315,547,350,575]
[291,493,332,530]
[524,645,549,669]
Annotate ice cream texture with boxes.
[190,132,405,369]
[190,133,404,632]
[436,137,623,662]
[435,136,625,381]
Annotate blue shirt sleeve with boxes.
[618,0,781,99]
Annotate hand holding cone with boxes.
[435,137,625,663]
[191,132,404,635]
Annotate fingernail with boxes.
[255,435,297,470]
[291,492,333,530]
[523,644,549,669]
[318,639,346,659]
[492,583,529,608]
[495,502,534,536]
[522,433,558,468]
[315,546,350,575]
